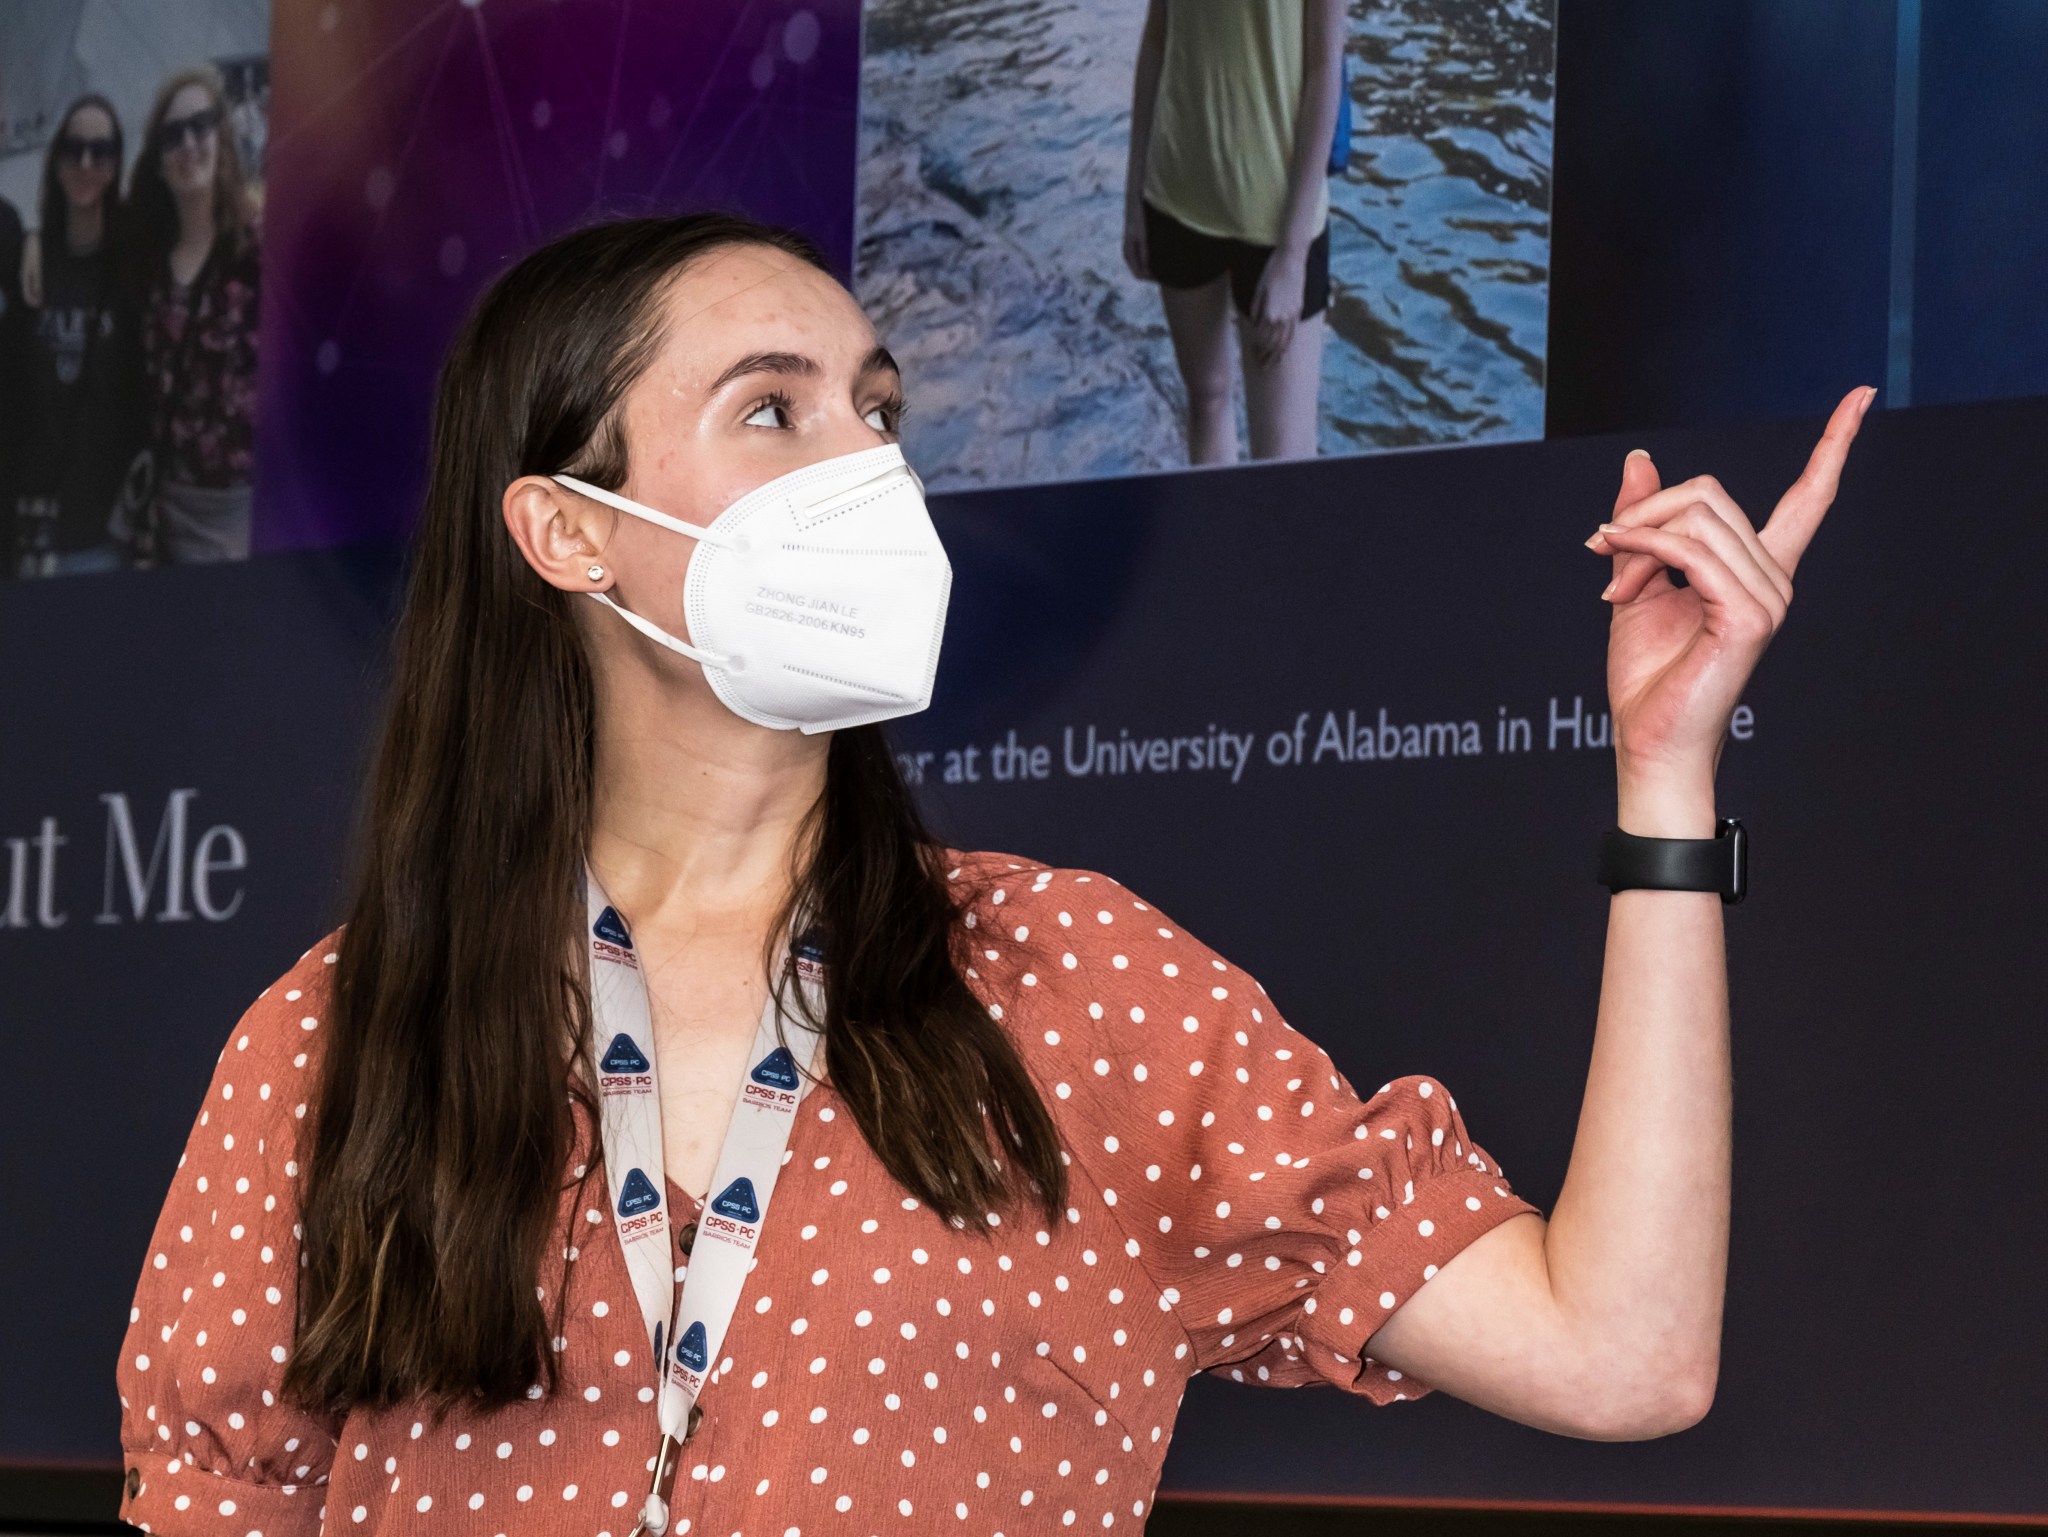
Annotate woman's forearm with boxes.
[1544,764,1730,1409]
[1361,761,1730,1438]
[1274,0,1347,254]
[1364,404,1865,1438]
[1125,0,1166,211]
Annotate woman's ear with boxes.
[502,474,615,593]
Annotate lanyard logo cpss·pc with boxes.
[584,869,822,1537]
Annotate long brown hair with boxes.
[39,94,124,249]
[284,214,1065,1419]
[127,67,253,281]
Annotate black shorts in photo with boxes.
[1142,199,1330,321]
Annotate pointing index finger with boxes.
[1760,385,1875,576]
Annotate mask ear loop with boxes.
[550,473,749,553]
[550,473,744,671]
[586,591,740,672]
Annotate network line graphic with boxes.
[252,0,860,554]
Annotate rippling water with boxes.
[856,0,1554,490]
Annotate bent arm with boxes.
[1125,0,1168,212]
[118,943,345,1531]
[1365,768,1729,1439]
[1274,0,1347,256]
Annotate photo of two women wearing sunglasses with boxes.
[0,8,268,581]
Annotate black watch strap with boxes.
[1597,817,1746,904]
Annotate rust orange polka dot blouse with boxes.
[118,850,1538,1535]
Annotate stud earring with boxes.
[586,564,605,581]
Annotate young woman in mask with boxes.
[118,214,1870,1536]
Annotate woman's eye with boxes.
[743,400,792,429]
[863,405,892,432]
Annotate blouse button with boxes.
[685,1404,705,1441]
[124,1466,141,1499]
[677,1222,698,1257]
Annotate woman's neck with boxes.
[66,200,104,253]
[174,189,213,253]
[584,658,830,941]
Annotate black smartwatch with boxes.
[1596,817,1746,904]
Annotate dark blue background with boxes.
[1546,0,2048,434]
[1912,2,2048,406]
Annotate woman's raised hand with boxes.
[1587,385,1875,785]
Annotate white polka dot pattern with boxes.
[117,854,1534,1534]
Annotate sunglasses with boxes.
[155,105,222,154]
[57,135,119,169]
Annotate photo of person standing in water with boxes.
[855,0,1555,493]
[1123,0,1346,465]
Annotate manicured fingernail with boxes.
[1860,385,1879,412]
[1598,522,1624,534]
[1601,579,1617,600]
[1624,448,1652,463]
[1584,533,1607,550]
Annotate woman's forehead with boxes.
[654,246,876,380]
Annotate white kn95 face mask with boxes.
[552,443,951,734]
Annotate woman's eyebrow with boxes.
[704,346,899,395]
[707,350,820,394]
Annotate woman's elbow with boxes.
[1567,1352,1719,1441]
[1628,1362,1719,1439]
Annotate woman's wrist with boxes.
[1615,763,1718,839]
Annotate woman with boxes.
[12,94,144,578]
[118,67,262,565]
[1124,0,1346,465]
[117,213,1871,1534]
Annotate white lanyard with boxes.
[584,869,821,1537]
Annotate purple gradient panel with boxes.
[253,0,861,554]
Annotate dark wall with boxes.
[1912,2,2048,406]
[1546,0,1897,435]
[1545,0,2048,434]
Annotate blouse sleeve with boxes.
[116,938,346,1535]
[959,859,1541,1405]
